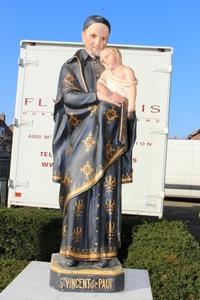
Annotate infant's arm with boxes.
[125,67,137,114]
[96,81,112,100]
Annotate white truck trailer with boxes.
[8,40,173,218]
[165,139,200,199]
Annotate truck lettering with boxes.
[24,98,160,114]
[39,98,47,107]
[40,152,52,157]
[28,134,52,139]
[137,118,160,123]
[24,97,55,107]
[142,104,145,112]
[151,105,160,113]
[28,134,41,139]
[135,141,152,146]
[44,135,51,139]
[42,162,53,167]
[140,104,160,113]
[25,97,34,105]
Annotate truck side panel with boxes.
[8,41,173,217]
[165,139,200,198]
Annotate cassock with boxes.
[52,49,137,261]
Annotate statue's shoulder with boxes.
[64,49,83,65]
[59,49,84,77]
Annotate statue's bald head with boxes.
[83,15,111,34]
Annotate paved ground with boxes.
[163,199,200,242]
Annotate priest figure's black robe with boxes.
[52,49,137,261]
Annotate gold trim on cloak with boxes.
[64,145,127,206]
[121,173,133,183]
[53,175,63,182]
[59,248,117,261]
[74,55,88,92]
[119,99,128,143]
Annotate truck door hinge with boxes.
[18,58,39,67]
[153,65,172,73]
[149,127,168,135]
[14,118,33,127]
[8,179,29,188]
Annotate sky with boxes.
[0,0,199,138]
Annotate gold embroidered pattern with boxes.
[81,132,96,151]
[104,175,116,192]
[80,161,94,178]
[104,106,119,124]
[62,175,72,186]
[121,173,133,183]
[73,199,84,218]
[62,225,68,237]
[105,141,116,161]
[88,105,98,116]
[52,174,63,183]
[63,73,79,90]
[105,199,116,215]
[72,226,83,243]
[65,145,127,203]
[69,113,80,128]
[63,73,75,83]
[106,222,115,241]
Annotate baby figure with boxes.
[97,47,138,116]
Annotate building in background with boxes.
[187,129,200,140]
[0,113,13,206]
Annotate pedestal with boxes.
[0,261,153,300]
[50,253,124,292]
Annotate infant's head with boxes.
[100,47,122,69]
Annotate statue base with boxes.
[49,253,124,293]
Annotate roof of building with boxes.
[187,128,200,139]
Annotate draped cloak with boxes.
[52,49,137,261]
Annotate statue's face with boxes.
[100,49,119,70]
[82,23,109,57]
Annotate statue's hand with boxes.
[110,92,125,105]
[97,90,124,107]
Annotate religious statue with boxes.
[50,15,137,293]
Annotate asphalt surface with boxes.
[163,199,200,242]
